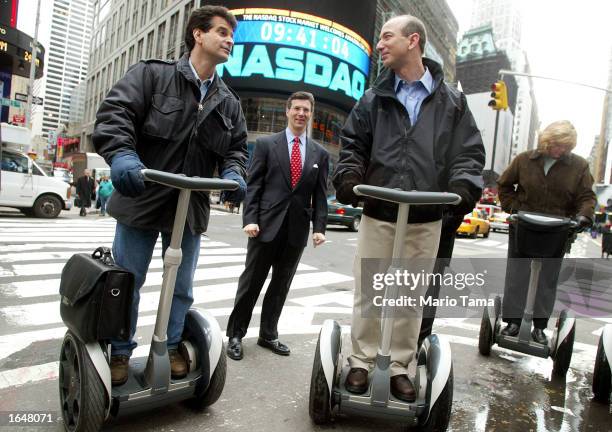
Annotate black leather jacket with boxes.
[93,54,248,234]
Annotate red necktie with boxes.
[290,136,302,188]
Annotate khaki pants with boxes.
[349,214,441,376]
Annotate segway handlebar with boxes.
[353,184,461,206]
[141,169,239,192]
[508,212,579,229]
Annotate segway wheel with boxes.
[478,307,493,356]
[592,335,611,402]
[309,335,333,424]
[552,313,575,376]
[58,331,106,432]
[189,342,227,410]
[420,365,453,432]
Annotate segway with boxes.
[309,185,460,430]
[58,169,238,431]
[478,212,578,376]
[593,323,612,403]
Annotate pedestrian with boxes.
[97,176,114,216]
[225,91,329,361]
[93,5,248,386]
[75,169,95,217]
[332,15,485,402]
[497,120,595,343]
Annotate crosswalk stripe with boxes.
[0,240,229,253]
[0,247,248,263]
[1,263,318,299]
[0,271,353,327]
[4,255,248,277]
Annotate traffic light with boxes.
[488,80,508,110]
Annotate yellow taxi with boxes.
[456,209,491,238]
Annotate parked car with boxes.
[457,209,490,238]
[1,148,72,218]
[489,211,510,233]
[327,196,362,231]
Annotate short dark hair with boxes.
[184,5,237,52]
[397,15,427,54]
[286,91,315,111]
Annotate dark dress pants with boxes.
[226,219,305,340]
[418,214,463,345]
[502,224,564,329]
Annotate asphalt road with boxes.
[0,206,610,431]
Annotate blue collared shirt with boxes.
[188,58,214,102]
[285,128,306,168]
[394,68,434,125]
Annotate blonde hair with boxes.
[538,120,577,153]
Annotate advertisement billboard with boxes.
[212,0,376,112]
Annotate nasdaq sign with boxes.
[217,7,373,112]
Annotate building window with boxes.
[150,0,157,20]
[146,30,154,58]
[132,8,138,34]
[156,22,166,59]
[136,38,144,61]
[168,12,179,59]
[128,45,135,67]
[141,1,148,27]
[121,52,126,74]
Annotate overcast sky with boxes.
[447,0,612,158]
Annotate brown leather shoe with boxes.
[391,374,416,402]
[169,349,188,379]
[345,368,368,394]
[110,355,129,386]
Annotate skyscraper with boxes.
[41,0,94,141]
[471,0,539,159]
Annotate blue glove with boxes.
[110,152,146,197]
[220,169,246,204]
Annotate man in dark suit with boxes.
[226,91,329,360]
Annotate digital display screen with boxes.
[214,2,376,112]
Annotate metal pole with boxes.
[25,0,42,130]
[499,69,612,94]
[490,110,500,183]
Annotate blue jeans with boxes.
[111,222,201,356]
[99,195,110,215]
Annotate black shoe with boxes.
[257,337,290,356]
[531,328,548,344]
[390,374,416,402]
[226,337,243,360]
[345,368,368,394]
[501,323,520,337]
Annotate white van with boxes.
[1,147,72,218]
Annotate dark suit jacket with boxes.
[243,131,329,247]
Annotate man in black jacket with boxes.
[93,6,248,386]
[225,92,329,360]
[333,15,484,402]
[75,169,95,217]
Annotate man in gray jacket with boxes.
[333,15,484,402]
[94,5,248,386]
